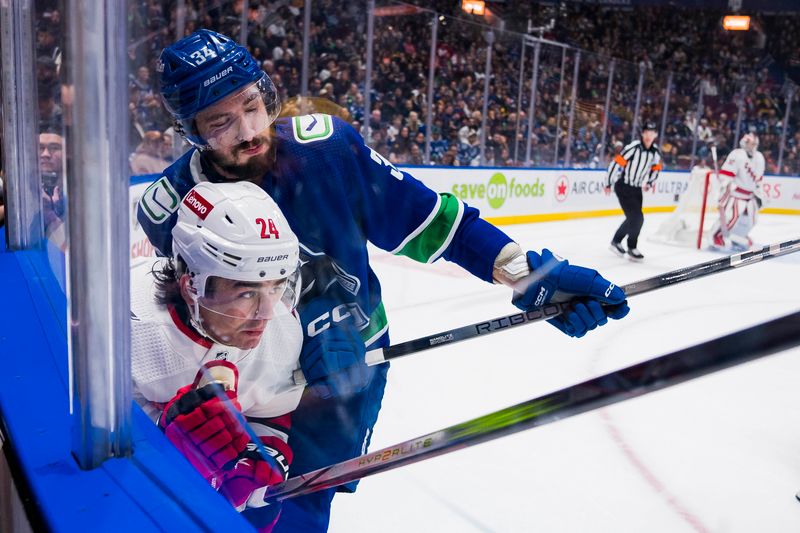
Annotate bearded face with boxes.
[203,132,273,182]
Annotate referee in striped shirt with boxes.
[605,120,662,261]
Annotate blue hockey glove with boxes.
[299,301,371,399]
[512,249,629,338]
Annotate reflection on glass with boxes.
[35,2,68,290]
[39,130,66,250]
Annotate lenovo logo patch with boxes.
[183,190,214,220]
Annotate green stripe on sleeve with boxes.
[395,193,463,263]
[360,302,388,348]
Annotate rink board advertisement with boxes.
[129,169,800,261]
[130,180,157,268]
[403,167,800,224]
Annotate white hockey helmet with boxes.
[172,181,300,330]
[739,132,759,156]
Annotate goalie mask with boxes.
[172,182,300,346]
[739,132,759,156]
[158,29,280,150]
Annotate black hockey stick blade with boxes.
[363,237,800,366]
[268,309,800,502]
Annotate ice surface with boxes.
[329,213,800,533]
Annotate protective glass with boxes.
[198,269,300,320]
[190,73,280,150]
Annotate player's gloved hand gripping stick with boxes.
[298,297,372,399]
[161,362,290,530]
[508,249,629,338]
[219,437,291,531]
[159,362,251,482]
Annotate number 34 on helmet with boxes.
[157,29,281,150]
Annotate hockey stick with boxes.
[710,144,732,245]
[359,237,800,367]
[695,146,715,249]
[268,309,800,502]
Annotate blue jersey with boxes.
[137,114,512,351]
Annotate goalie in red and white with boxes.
[709,132,766,250]
[130,181,304,531]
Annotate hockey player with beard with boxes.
[138,29,630,531]
[710,132,766,251]
[131,181,304,532]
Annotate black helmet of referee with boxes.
[640,120,658,149]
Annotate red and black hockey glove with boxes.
[159,362,250,482]
[220,436,293,532]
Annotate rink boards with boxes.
[129,168,800,267]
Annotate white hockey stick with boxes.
[269,309,800,502]
[290,237,800,385]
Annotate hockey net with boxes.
[651,165,720,249]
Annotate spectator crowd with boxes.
[23,0,800,180]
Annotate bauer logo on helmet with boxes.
[257,254,290,263]
[203,65,233,87]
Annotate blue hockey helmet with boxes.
[157,29,280,149]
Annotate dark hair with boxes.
[39,126,63,136]
[642,120,658,132]
[152,257,197,328]
[152,256,187,309]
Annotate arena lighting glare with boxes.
[723,15,751,31]
[461,0,485,16]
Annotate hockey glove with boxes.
[159,364,250,481]
[512,249,629,338]
[220,436,292,531]
[300,300,371,399]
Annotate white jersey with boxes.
[711,149,765,248]
[131,259,304,440]
[718,148,765,198]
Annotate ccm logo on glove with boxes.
[306,302,367,337]
[604,283,615,298]
[534,286,548,307]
